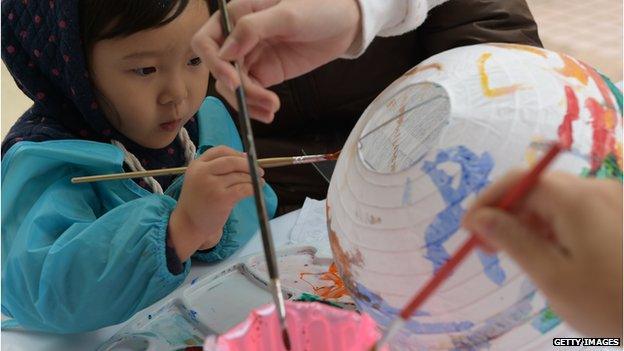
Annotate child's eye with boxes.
[132,67,156,76]
[188,57,202,66]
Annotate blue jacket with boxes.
[1,97,277,333]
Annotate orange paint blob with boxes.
[299,263,349,299]
[556,54,589,85]
[491,43,549,58]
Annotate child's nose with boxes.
[158,76,188,106]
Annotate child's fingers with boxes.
[197,145,242,161]
[219,172,266,188]
[225,183,255,202]
[207,156,250,175]
[206,156,265,177]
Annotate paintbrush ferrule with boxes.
[292,155,329,165]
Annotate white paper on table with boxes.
[289,197,332,258]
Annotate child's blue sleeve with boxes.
[1,142,190,333]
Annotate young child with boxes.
[1,0,276,333]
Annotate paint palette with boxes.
[97,246,355,351]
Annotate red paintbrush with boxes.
[372,142,563,350]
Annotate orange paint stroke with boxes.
[390,112,405,172]
[586,97,617,171]
[403,63,442,77]
[580,61,617,111]
[556,54,589,85]
[616,143,623,169]
[525,137,544,166]
[491,43,549,58]
[299,263,348,299]
[478,53,523,98]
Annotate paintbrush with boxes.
[371,142,563,350]
[216,0,291,349]
[70,151,340,184]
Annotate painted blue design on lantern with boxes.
[353,283,474,334]
[402,177,413,206]
[422,146,505,285]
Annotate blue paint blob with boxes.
[422,146,505,285]
[191,277,198,285]
[353,282,474,334]
[402,177,413,206]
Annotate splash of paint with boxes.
[403,63,443,77]
[450,279,538,350]
[422,146,506,285]
[586,97,617,171]
[352,282,474,335]
[390,102,407,172]
[402,177,413,206]
[478,53,523,98]
[299,263,349,299]
[531,306,561,334]
[555,54,589,85]
[581,62,618,112]
[557,86,580,149]
[491,43,548,58]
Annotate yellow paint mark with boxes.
[478,53,523,98]
[556,54,589,85]
[524,137,544,167]
[491,43,549,58]
[403,63,442,77]
[616,142,623,169]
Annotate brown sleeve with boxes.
[416,0,542,57]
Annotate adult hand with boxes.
[191,0,361,122]
[463,171,623,337]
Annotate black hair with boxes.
[79,0,191,54]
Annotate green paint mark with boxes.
[582,153,623,180]
[531,306,561,333]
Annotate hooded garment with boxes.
[1,0,198,190]
[1,0,277,333]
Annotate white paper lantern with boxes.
[327,43,622,350]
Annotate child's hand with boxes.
[463,171,623,337]
[168,146,264,261]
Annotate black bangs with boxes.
[79,0,190,52]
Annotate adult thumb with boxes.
[465,208,562,278]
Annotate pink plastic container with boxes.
[204,302,386,351]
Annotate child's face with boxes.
[89,0,209,149]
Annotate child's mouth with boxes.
[159,119,181,132]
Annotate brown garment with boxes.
[208,0,542,215]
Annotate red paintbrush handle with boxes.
[400,235,480,319]
[399,142,563,320]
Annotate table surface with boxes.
[1,209,302,351]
